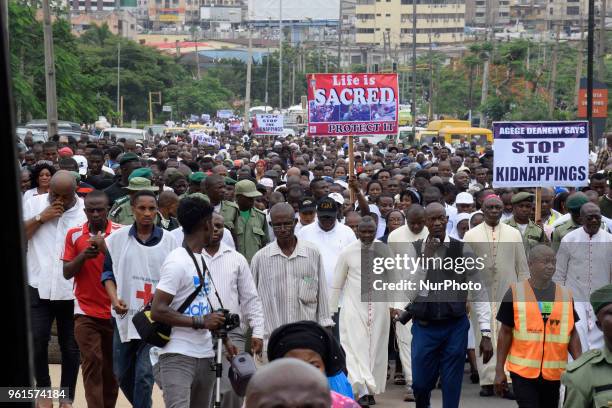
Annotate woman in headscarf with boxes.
[449,212,472,241]
[267,321,356,404]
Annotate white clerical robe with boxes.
[463,222,529,386]
[330,239,390,397]
[554,227,612,351]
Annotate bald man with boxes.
[23,170,87,406]
[251,203,333,348]
[245,359,331,408]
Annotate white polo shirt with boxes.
[297,221,357,288]
[23,193,86,300]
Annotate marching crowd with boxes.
[18,127,612,408]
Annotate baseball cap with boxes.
[73,155,88,175]
[299,197,316,212]
[58,147,73,157]
[329,192,345,205]
[317,196,338,216]
[234,179,262,198]
[455,192,474,205]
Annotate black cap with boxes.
[264,170,279,178]
[299,197,316,212]
[317,196,338,216]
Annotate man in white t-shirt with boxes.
[101,191,178,408]
[151,196,238,408]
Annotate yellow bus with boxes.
[438,127,493,152]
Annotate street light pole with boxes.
[279,0,283,110]
[411,0,416,137]
[42,0,58,137]
[587,0,594,143]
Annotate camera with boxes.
[214,308,240,336]
[394,307,413,325]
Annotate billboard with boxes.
[216,109,234,119]
[307,73,399,136]
[492,121,589,188]
[247,0,339,21]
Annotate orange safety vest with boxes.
[506,280,574,381]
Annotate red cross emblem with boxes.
[136,283,153,305]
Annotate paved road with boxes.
[51,363,517,407]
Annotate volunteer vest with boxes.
[506,280,574,381]
[106,226,178,343]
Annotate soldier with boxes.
[202,174,239,235]
[109,177,158,225]
[562,284,612,408]
[504,191,548,251]
[233,179,269,264]
[551,193,608,251]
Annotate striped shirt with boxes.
[202,243,265,338]
[251,238,334,338]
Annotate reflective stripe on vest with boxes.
[506,281,573,381]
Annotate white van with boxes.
[98,127,147,142]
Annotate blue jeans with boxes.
[113,320,153,408]
[411,315,469,408]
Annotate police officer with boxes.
[504,191,548,251]
[109,177,159,225]
[233,179,269,264]
[562,284,612,408]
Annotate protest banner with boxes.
[306,73,399,136]
[216,109,234,119]
[253,114,284,135]
[492,121,589,188]
[190,131,219,146]
[229,120,243,134]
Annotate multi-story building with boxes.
[148,0,186,27]
[69,0,118,12]
[465,0,510,26]
[355,0,465,48]
[509,0,547,30]
[71,9,138,38]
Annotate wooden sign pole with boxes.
[348,135,355,203]
[534,187,542,226]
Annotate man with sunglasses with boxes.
[251,203,334,356]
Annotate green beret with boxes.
[224,177,237,186]
[183,192,211,204]
[128,167,153,181]
[70,171,81,183]
[590,284,612,315]
[166,170,187,186]
[511,191,534,204]
[119,152,140,166]
[189,172,206,184]
[566,193,589,211]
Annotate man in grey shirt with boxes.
[251,203,334,356]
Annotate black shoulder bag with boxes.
[132,243,208,347]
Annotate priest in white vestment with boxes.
[554,202,612,351]
[463,194,529,396]
[330,216,391,405]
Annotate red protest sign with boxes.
[306,73,399,136]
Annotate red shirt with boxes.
[63,221,122,319]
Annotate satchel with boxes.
[132,244,208,347]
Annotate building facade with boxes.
[355,0,465,48]
[465,0,510,26]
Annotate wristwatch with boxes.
[35,214,43,224]
[481,330,492,339]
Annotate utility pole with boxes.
[337,0,343,71]
[291,55,296,105]
[480,3,494,128]
[428,3,433,121]
[265,18,271,106]
[411,0,417,137]
[279,0,283,110]
[42,0,58,137]
[548,23,560,116]
[597,0,607,80]
[587,0,594,143]
[244,26,253,130]
[195,37,201,80]
[575,16,585,108]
